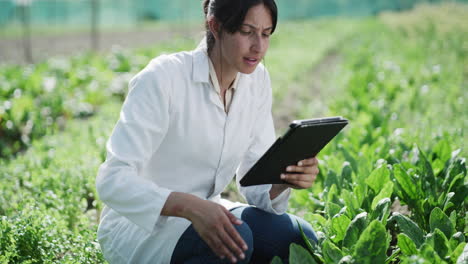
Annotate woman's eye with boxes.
[240,30,252,35]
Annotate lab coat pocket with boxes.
[109,218,147,258]
[97,219,129,263]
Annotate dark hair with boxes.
[203,0,278,54]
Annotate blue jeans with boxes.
[170,206,317,264]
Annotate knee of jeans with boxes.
[235,222,254,262]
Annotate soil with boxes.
[274,50,341,130]
[0,25,204,65]
[390,198,411,216]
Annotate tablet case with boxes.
[240,116,348,186]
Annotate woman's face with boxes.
[219,4,273,74]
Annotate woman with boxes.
[96,0,319,263]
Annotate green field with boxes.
[0,3,467,263]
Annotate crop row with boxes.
[287,4,467,263]
[0,102,119,263]
[0,39,195,158]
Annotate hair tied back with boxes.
[205,0,215,18]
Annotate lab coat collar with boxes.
[192,39,252,86]
[192,40,210,84]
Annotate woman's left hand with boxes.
[280,157,319,189]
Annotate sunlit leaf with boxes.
[432,228,450,259]
[370,198,391,225]
[323,239,343,263]
[365,164,390,194]
[393,164,419,200]
[343,212,368,250]
[331,214,351,243]
[353,220,388,264]
[289,243,317,264]
[430,207,454,239]
[389,213,425,248]
[371,182,393,210]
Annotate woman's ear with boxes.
[207,16,221,40]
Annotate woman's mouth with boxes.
[244,57,259,66]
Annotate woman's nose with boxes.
[251,34,266,53]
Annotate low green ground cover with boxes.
[0,3,467,263]
[0,38,195,157]
[288,4,467,263]
[0,102,119,263]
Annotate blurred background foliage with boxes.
[1,0,468,26]
[1,0,467,64]
[0,0,467,262]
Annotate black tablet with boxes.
[240,116,349,186]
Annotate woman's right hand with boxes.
[186,199,248,263]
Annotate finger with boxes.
[216,234,238,264]
[210,235,236,262]
[219,228,246,260]
[302,166,320,175]
[224,208,243,226]
[223,214,248,251]
[285,165,307,173]
[282,174,317,186]
[285,178,316,188]
[284,177,314,185]
[281,173,310,182]
[286,165,319,175]
[205,235,226,259]
[287,182,312,189]
[298,157,319,166]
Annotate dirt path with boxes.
[273,50,342,131]
[0,25,203,65]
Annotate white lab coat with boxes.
[96,42,291,263]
